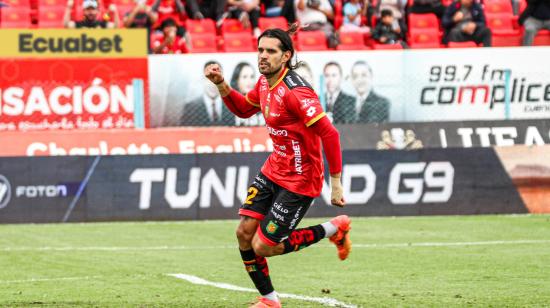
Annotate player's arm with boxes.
[289,87,345,207]
[204,64,260,118]
[310,117,345,207]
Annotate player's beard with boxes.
[259,63,283,79]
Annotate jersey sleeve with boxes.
[245,79,261,108]
[288,86,326,127]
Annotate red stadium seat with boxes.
[409,31,441,48]
[534,30,550,46]
[296,30,328,51]
[336,31,369,50]
[222,32,255,52]
[116,4,134,17]
[188,33,218,53]
[221,18,247,34]
[38,0,65,7]
[185,18,216,35]
[484,0,514,15]
[4,0,30,7]
[447,41,478,48]
[408,13,439,32]
[486,14,521,46]
[1,7,32,28]
[258,16,287,31]
[38,6,65,27]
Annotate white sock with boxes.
[263,291,279,302]
[321,221,338,238]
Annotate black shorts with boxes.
[239,172,314,246]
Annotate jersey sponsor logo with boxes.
[273,202,289,213]
[300,98,316,109]
[277,87,285,97]
[270,208,286,222]
[269,112,281,117]
[0,175,12,209]
[306,106,316,117]
[285,76,297,88]
[266,220,279,234]
[291,140,303,174]
[267,126,288,137]
[289,206,303,229]
[283,71,312,89]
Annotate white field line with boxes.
[1,239,550,252]
[0,276,100,284]
[168,273,357,308]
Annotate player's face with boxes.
[257,37,291,77]
[324,65,341,93]
[351,64,372,96]
[238,65,256,93]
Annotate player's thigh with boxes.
[258,189,314,245]
[239,173,274,220]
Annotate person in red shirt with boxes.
[151,17,190,54]
[205,24,351,308]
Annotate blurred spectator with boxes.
[372,9,407,47]
[410,0,446,19]
[187,0,228,26]
[124,0,158,29]
[151,0,185,28]
[180,61,234,126]
[152,17,190,53]
[231,62,265,126]
[323,62,355,124]
[225,0,261,37]
[64,0,119,28]
[295,0,339,48]
[442,0,491,46]
[374,0,407,32]
[262,0,285,16]
[520,0,550,46]
[294,61,315,88]
[350,60,390,123]
[341,0,370,33]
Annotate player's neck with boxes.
[266,66,286,88]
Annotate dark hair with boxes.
[230,62,254,94]
[380,9,393,18]
[161,17,177,30]
[204,60,221,70]
[324,61,342,75]
[257,23,300,69]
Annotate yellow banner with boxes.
[0,29,147,58]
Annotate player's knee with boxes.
[236,225,254,243]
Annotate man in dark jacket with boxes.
[372,9,408,48]
[350,61,390,124]
[442,0,491,46]
[520,0,550,46]
[180,61,235,126]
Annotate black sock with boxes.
[282,224,326,254]
[239,248,274,295]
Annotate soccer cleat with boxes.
[329,215,352,260]
[249,297,282,308]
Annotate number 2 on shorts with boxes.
[245,187,259,205]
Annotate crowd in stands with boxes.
[0,0,549,52]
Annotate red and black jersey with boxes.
[245,68,327,198]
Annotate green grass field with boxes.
[1,214,549,307]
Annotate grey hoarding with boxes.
[0,148,527,223]
[338,119,550,150]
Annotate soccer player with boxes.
[204,24,352,308]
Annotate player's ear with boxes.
[282,50,292,66]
